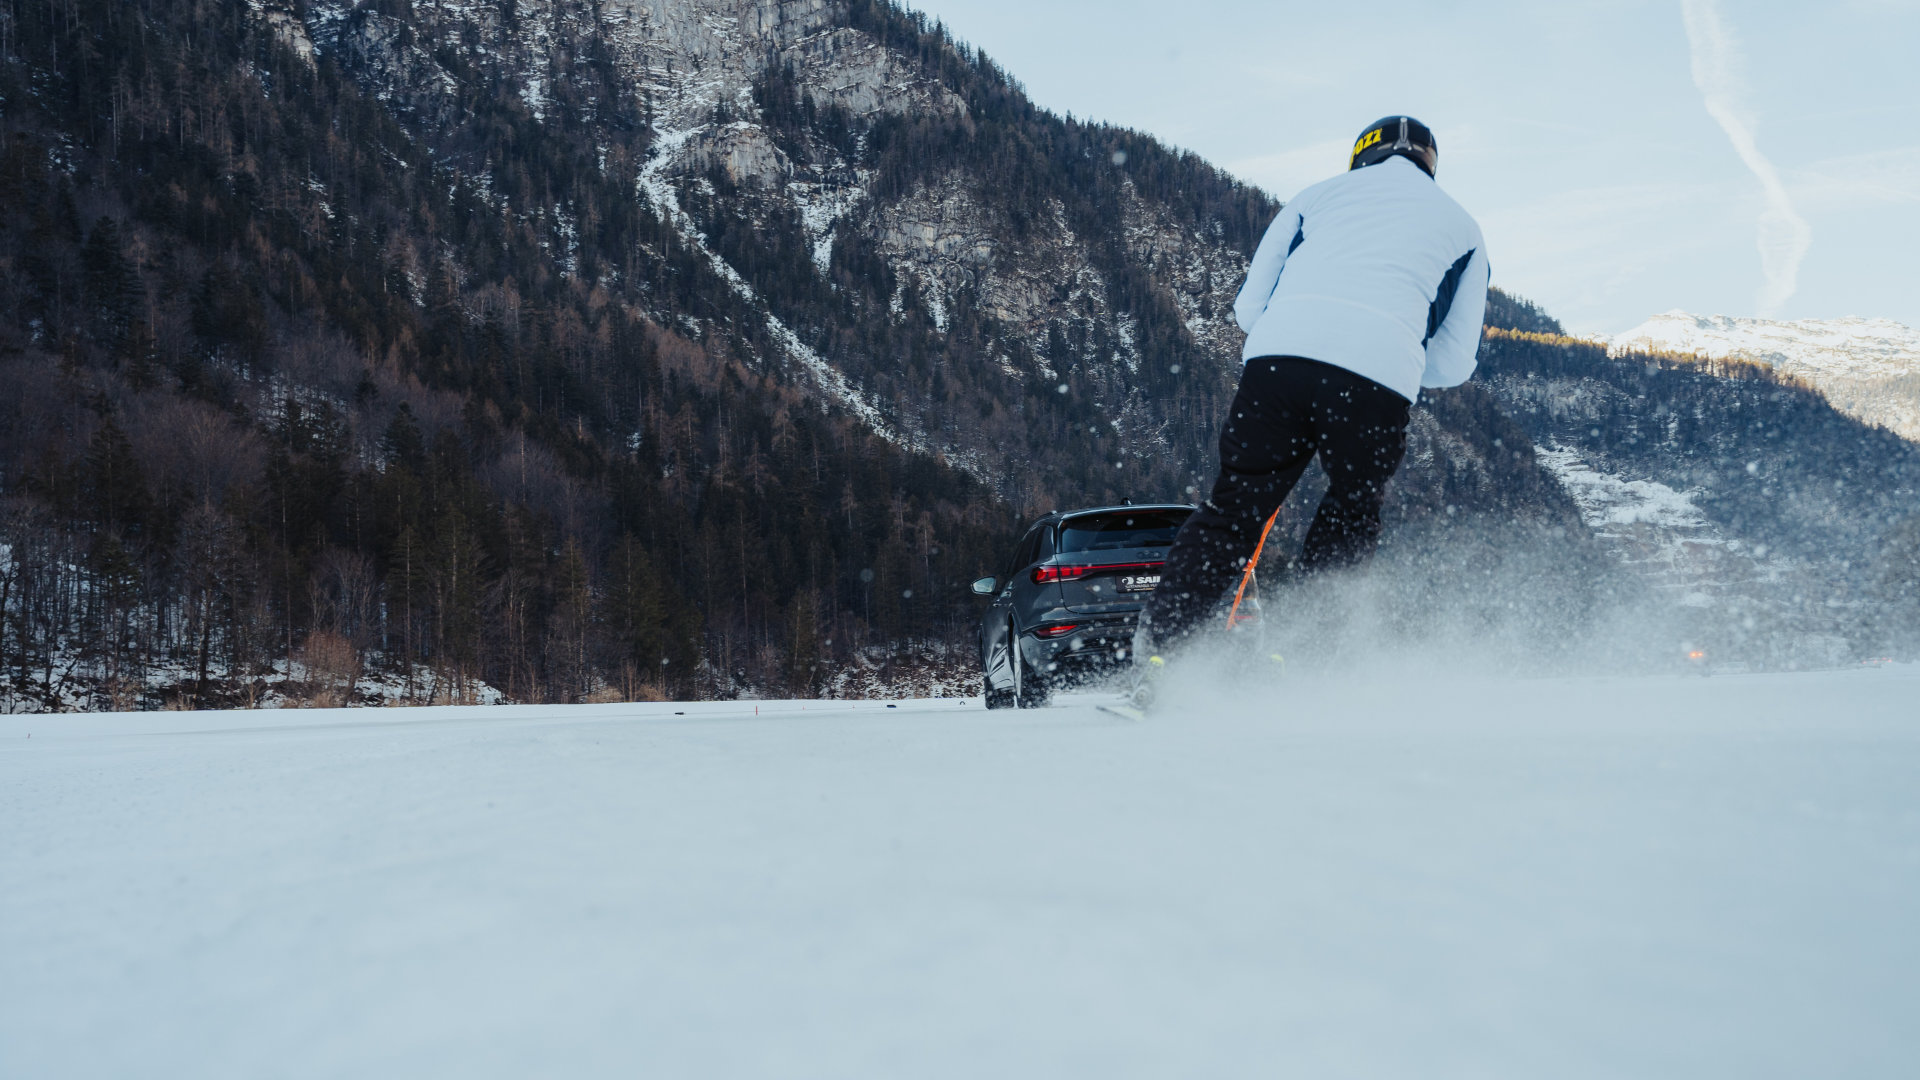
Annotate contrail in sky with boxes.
[1681,0,1811,316]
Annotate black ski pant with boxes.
[1141,356,1411,653]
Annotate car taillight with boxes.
[1031,560,1163,584]
[1034,624,1079,638]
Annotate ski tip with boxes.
[1096,703,1147,722]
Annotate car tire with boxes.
[1014,636,1052,709]
[983,675,1014,709]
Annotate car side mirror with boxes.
[970,576,997,596]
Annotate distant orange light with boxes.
[1688,651,1705,659]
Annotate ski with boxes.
[1097,702,1147,722]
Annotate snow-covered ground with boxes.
[6,669,1920,1078]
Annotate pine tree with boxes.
[84,416,151,539]
[79,216,143,345]
[382,405,429,472]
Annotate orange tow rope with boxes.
[1224,508,1281,630]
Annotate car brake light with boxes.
[1034,624,1079,638]
[1031,560,1163,584]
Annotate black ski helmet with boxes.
[1349,116,1438,178]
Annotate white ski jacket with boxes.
[1234,155,1488,402]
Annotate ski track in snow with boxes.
[5,669,1920,1077]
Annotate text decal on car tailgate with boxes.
[1116,574,1161,592]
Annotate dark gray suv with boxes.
[971,504,1194,708]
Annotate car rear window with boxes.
[1057,510,1190,553]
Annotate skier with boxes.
[1129,116,1488,709]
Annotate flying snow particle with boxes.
[1057,383,1069,394]
[1680,0,1812,316]
[1111,150,1128,166]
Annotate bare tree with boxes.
[310,547,376,703]
[177,500,246,708]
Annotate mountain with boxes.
[2,0,1913,712]
[0,0,1584,711]
[1479,325,1920,664]
[1613,311,1920,443]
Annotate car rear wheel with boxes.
[984,624,1016,709]
[1014,633,1052,709]
[983,675,1014,709]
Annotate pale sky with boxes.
[901,0,1920,335]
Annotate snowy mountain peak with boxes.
[1611,310,1920,381]
[1610,311,1920,442]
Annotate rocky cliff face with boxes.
[263,0,1581,533]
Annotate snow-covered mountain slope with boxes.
[8,677,1919,1076]
[1477,329,1920,661]
[1612,311,1920,441]
[1529,445,1838,660]
[287,0,1264,497]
